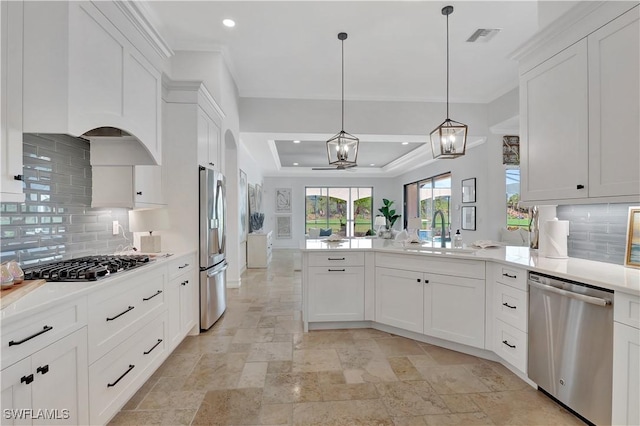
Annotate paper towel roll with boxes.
[540,219,569,258]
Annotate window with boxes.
[305,187,373,237]
[404,173,451,244]
[506,168,531,229]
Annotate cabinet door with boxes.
[308,266,364,321]
[520,39,588,202]
[588,6,640,198]
[134,165,165,206]
[0,0,24,202]
[179,272,197,335]
[197,108,220,168]
[424,273,485,349]
[375,267,423,333]
[0,358,32,426]
[31,328,89,425]
[612,321,640,426]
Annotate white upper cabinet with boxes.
[23,1,163,164]
[520,40,589,202]
[517,4,640,204]
[588,8,640,198]
[197,107,221,169]
[0,1,24,202]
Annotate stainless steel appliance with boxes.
[22,255,151,281]
[199,166,227,330]
[528,272,613,425]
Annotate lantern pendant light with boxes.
[326,32,359,169]
[430,5,467,159]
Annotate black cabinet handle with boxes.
[178,263,189,269]
[424,279,429,284]
[181,280,188,286]
[327,257,345,261]
[576,184,584,189]
[36,365,49,375]
[136,191,142,195]
[106,306,134,321]
[502,340,516,349]
[143,339,163,355]
[417,278,421,283]
[14,175,23,181]
[9,325,53,346]
[502,302,517,309]
[21,374,34,385]
[107,365,135,388]
[502,273,517,279]
[328,269,346,272]
[209,162,215,166]
[142,290,162,301]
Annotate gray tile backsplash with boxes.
[557,203,634,265]
[0,134,132,265]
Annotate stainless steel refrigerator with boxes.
[199,165,227,330]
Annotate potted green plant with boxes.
[378,199,401,237]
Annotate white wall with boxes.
[262,176,399,249]
[238,138,266,268]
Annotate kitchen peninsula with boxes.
[301,238,640,424]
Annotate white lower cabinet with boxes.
[308,266,364,322]
[612,292,640,426]
[375,267,424,333]
[167,254,197,349]
[89,312,167,425]
[247,232,273,268]
[424,273,485,349]
[493,319,527,374]
[1,328,89,425]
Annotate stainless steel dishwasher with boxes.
[528,272,613,425]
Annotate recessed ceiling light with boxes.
[222,19,236,28]
[401,142,409,145]
[293,140,301,144]
[370,163,376,166]
[293,162,299,166]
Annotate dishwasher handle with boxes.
[528,280,612,307]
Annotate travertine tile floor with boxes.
[110,250,584,425]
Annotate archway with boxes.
[224,129,241,288]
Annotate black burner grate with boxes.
[22,255,151,282]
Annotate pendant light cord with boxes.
[341,36,345,132]
[446,11,449,120]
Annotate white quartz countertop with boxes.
[0,252,187,323]
[301,239,640,296]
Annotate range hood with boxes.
[85,127,158,166]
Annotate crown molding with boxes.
[114,1,174,59]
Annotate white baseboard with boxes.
[227,278,241,288]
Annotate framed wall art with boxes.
[461,206,476,231]
[462,178,476,203]
[625,206,640,268]
[275,188,292,213]
[276,215,292,239]
[248,184,257,216]
[503,135,520,165]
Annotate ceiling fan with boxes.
[312,163,357,171]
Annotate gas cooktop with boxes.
[22,255,151,282]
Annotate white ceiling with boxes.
[141,1,560,175]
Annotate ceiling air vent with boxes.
[466,28,501,43]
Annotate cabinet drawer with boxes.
[376,252,485,279]
[494,265,527,291]
[89,311,168,425]
[1,297,87,369]
[88,268,166,363]
[307,252,364,267]
[494,282,528,333]
[615,291,640,329]
[308,266,364,322]
[167,253,196,281]
[493,319,527,374]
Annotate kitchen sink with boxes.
[402,246,477,254]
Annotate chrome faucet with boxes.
[433,210,446,248]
